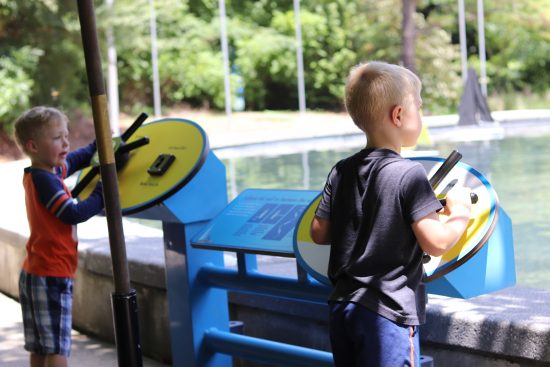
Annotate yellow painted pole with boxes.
[76,1,143,366]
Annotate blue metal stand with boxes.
[130,148,232,367]
[203,327,333,367]
[163,221,231,367]
[162,186,337,366]
[199,253,334,367]
[427,209,516,298]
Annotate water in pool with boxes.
[222,135,550,290]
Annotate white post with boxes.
[149,0,162,117]
[293,0,306,115]
[477,0,488,96]
[229,157,237,199]
[302,151,310,189]
[458,0,468,84]
[219,0,232,120]
[106,0,120,135]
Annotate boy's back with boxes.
[316,148,441,325]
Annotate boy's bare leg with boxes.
[46,355,68,367]
[30,353,46,367]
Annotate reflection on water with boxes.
[222,135,550,290]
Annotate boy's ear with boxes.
[26,140,38,153]
[390,105,403,127]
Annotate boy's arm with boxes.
[310,167,336,245]
[64,141,97,177]
[310,215,331,245]
[412,187,472,257]
[32,170,104,225]
[60,182,104,225]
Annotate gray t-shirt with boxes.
[315,148,441,325]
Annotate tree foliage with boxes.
[0,0,548,132]
[0,46,43,132]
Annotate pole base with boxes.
[111,289,143,367]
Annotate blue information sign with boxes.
[192,189,320,256]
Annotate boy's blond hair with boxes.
[345,61,421,132]
[14,106,68,154]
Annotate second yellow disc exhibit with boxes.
[293,158,499,286]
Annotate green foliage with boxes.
[234,22,296,110]
[0,47,43,132]
[0,0,89,130]
[0,0,548,117]
[106,0,234,110]
[486,0,550,93]
[415,15,462,115]
[420,0,550,99]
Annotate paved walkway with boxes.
[0,292,168,367]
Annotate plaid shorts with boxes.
[19,271,73,356]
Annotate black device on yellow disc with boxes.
[75,117,209,215]
[71,112,149,198]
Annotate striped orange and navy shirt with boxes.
[22,143,104,278]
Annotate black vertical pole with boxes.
[76,1,142,366]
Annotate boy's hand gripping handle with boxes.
[439,192,479,207]
[429,150,478,207]
[429,150,462,190]
[71,113,149,198]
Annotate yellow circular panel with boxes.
[293,195,332,285]
[293,158,498,286]
[76,118,208,214]
[419,159,498,281]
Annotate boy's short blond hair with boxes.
[14,106,68,154]
[345,61,421,132]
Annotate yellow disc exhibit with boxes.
[293,158,499,286]
[75,118,208,215]
[418,159,498,281]
[294,195,331,283]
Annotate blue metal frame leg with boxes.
[163,221,231,367]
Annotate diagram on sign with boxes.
[192,189,319,256]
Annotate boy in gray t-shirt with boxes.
[311,61,472,367]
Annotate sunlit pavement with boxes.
[0,292,169,367]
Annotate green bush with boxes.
[0,47,43,133]
[0,0,547,118]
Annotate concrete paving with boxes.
[0,291,169,367]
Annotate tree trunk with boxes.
[402,0,417,73]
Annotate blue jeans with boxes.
[329,301,420,367]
